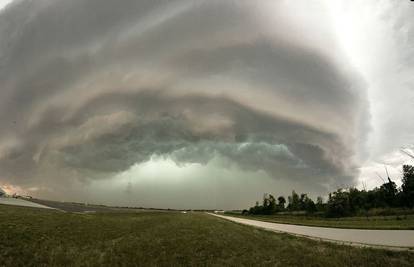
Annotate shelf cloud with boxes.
[1,0,411,208]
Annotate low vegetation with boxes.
[1,205,414,266]
[245,165,414,218]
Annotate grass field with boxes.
[225,213,414,230]
[1,205,414,266]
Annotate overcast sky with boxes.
[0,0,413,209]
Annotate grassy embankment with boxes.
[1,204,414,266]
[224,212,414,230]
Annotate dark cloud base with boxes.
[0,0,367,199]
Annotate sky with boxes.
[0,0,413,209]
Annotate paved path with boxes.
[210,214,414,249]
[0,197,55,209]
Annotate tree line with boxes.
[245,165,414,217]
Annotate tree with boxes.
[299,193,307,210]
[304,197,316,213]
[379,179,397,207]
[288,190,300,211]
[326,189,351,217]
[277,196,286,210]
[296,193,316,213]
[249,201,263,215]
[246,165,414,217]
[316,196,325,212]
[265,194,277,214]
[348,187,366,213]
[263,194,269,208]
[402,165,414,207]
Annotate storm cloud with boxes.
[0,0,380,207]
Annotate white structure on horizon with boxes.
[0,187,6,197]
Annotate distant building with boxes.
[0,187,6,197]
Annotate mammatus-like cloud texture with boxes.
[0,0,369,201]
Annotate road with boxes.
[0,197,55,209]
[210,214,414,250]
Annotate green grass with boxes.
[1,205,414,266]
[224,213,414,230]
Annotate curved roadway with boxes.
[210,214,414,250]
[0,197,55,209]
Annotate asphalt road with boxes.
[0,197,173,213]
[0,197,55,209]
[211,214,414,249]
